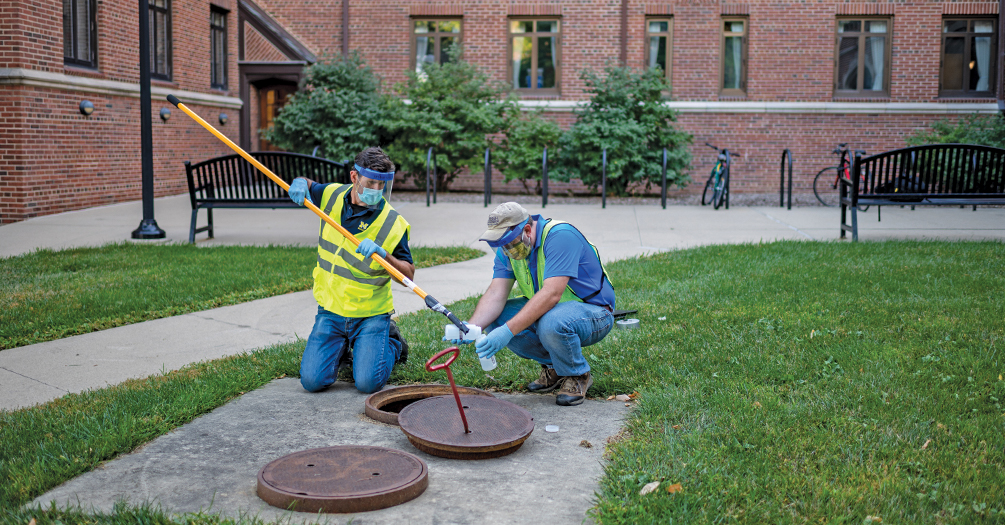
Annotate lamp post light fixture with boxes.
[79,100,94,116]
[219,113,228,125]
[159,107,171,121]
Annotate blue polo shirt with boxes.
[492,215,615,309]
[310,183,412,264]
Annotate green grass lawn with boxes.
[0,243,485,350]
[3,241,1004,524]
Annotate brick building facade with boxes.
[1,0,1003,223]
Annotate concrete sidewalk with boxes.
[2,194,1003,411]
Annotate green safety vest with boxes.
[312,184,410,317]
[511,219,610,304]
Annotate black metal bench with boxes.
[185,151,350,243]
[841,143,1005,241]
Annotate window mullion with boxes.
[858,31,865,92]
[530,32,538,89]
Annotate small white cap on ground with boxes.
[545,425,560,433]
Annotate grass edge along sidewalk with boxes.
[0,243,485,350]
[3,240,1005,524]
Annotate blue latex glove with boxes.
[288,178,312,206]
[443,322,477,345]
[476,325,513,359]
[356,239,387,259]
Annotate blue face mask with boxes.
[356,182,383,206]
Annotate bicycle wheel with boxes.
[713,168,729,210]
[813,166,842,207]
[701,174,716,206]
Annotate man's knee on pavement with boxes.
[353,375,386,394]
[300,373,330,393]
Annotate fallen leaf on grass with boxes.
[864,516,882,524]
[666,483,683,494]
[615,394,631,402]
[629,391,640,399]
[607,395,616,401]
[672,425,681,430]
[753,401,762,408]
[921,439,931,450]
[28,519,36,525]
[640,481,661,495]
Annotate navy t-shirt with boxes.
[492,215,615,309]
[310,183,412,264]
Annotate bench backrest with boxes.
[185,152,350,203]
[853,143,1005,199]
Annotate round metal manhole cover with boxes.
[398,395,535,460]
[257,446,428,513]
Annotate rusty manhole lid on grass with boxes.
[398,395,534,460]
[257,446,428,513]
[365,384,495,426]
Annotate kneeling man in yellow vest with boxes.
[287,147,412,394]
[450,202,616,406]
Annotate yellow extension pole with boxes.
[167,94,469,331]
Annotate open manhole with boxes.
[257,446,428,513]
[398,394,534,460]
[365,384,494,425]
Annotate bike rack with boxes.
[542,146,549,208]
[601,148,607,209]
[425,147,437,206]
[661,147,668,209]
[483,147,491,208]
[723,149,732,210]
[780,149,793,210]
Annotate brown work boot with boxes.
[527,365,561,392]
[556,372,593,406]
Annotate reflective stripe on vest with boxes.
[511,220,609,304]
[312,185,410,317]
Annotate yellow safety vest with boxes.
[511,219,610,304]
[312,184,410,317]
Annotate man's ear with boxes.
[349,171,359,184]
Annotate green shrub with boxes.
[907,112,1005,149]
[495,110,563,192]
[383,46,512,190]
[259,53,387,161]
[555,66,692,196]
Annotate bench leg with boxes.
[851,205,858,242]
[207,209,214,239]
[189,208,199,244]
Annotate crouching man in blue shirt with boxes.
[461,202,616,406]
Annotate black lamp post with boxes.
[131,0,166,239]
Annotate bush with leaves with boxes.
[495,110,563,193]
[383,47,512,190]
[260,53,387,161]
[555,66,692,195]
[907,112,1005,149]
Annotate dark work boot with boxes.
[527,365,562,392]
[556,372,593,406]
[389,319,408,364]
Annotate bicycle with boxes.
[701,143,738,210]
[813,144,870,211]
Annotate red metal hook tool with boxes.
[425,347,470,434]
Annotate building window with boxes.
[941,18,997,97]
[834,18,891,97]
[211,8,227,89]
[720,18,747,96]
[150,0,172,80]
[63,0,97,68]
[412,19,462,73]
[646,18,673,82]
[509,19,561,93]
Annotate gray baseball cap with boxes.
[478,202,530,246]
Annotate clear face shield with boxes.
[353,164,395,209]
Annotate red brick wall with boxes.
[245,24,289,62]
[0,0,243,223]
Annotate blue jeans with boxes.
[486,298,614,377]
[300,306,401,394]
